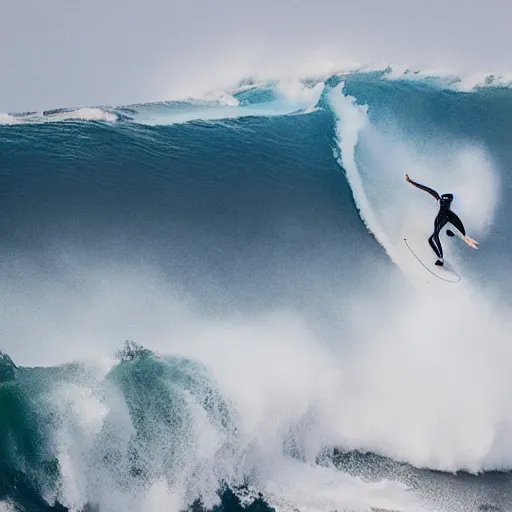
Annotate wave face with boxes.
[1,72,512,512]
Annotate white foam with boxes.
[381,65,512,92]
[0,113,19,125]
[275,79,325,112]
[0,500,16,512]
[255,457,426,512]
[46,108,118,123]
[329,83,397,261]
[0,108,117,126]
[141,480,184,512]
[1,260,424,512]
[43,380,110,510]
[201,91,240,107]
[453,72,512,92]
[4,249,512,512]
[381,66,460,90]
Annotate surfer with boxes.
[405,174,478,266]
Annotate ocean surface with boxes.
[1,70,512,512]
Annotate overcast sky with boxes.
[1,0,510,112]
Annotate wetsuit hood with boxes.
[440,193,453,209]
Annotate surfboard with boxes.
[404,238,461,283]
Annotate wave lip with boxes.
[3,67,512,128]
[0,80,324,127]
[127,78,325,126]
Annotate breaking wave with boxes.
[1,69,512,512]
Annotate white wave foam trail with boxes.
[329,83,398,263]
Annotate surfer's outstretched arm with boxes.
[405,174,441,201]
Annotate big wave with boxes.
[1,69,512,512]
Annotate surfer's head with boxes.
[440,193,453,206]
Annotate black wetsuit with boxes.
[408,178,466,261]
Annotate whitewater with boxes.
[1,69,512,512]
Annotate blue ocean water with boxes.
[1,72,512,512]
